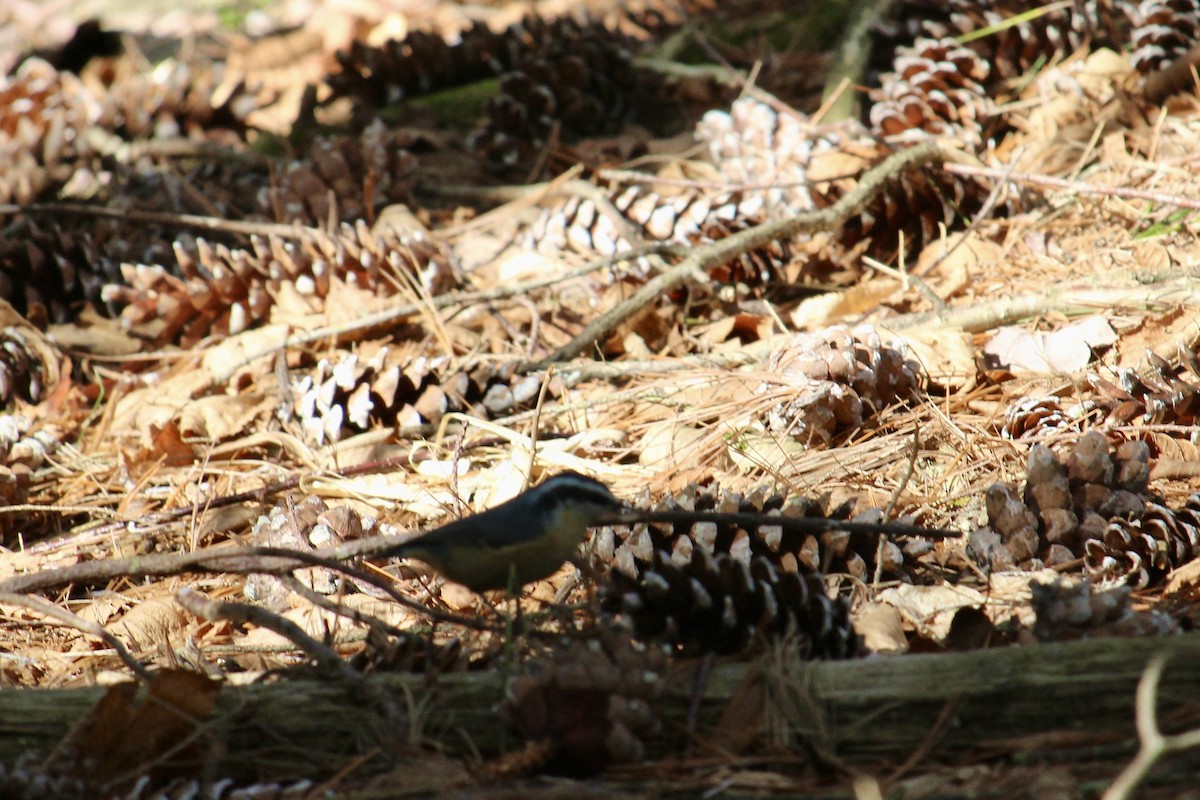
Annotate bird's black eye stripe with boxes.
[532,475,618,514]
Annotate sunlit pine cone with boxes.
[976,432,1165,579]
[757,325,921,446]
[1088,352,1200,427]
[290,348,436,446]
[592,481,919,586]
[0,413,61,470]
[700,99,969,270]
[1128,0,1200,74]
[525,95,833,280]
[0,58,98,205]
[874,0,1124,81]
[0,412,61,513]
[93,58,250,142]
[869,37,991,146]
[243,495,385,610]
[693,96,833,216]
[869,1,1124,153]
[1085,495,1200,587]
[104,222,458,347]
[503,624,668,774]
[1000,396,1076,440]
[526,180,793,286]
[0,319,61,408]
[287,347,558,444]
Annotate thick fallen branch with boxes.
[3,633,1199,785]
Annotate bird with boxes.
[388,470,960,594]
[390,471,626,593]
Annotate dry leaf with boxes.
[48,308,143,356]
[876,583,986,641]
[789,279,899,329]
[112,598,188,649]
[178,393,274,442]
[913,231,1001,299]
[855,601,909,653]
[146,420,196,465]
[638,419,709,468]
[983,316,1117,373]
[884,324,975,392]
[52,670,220,789]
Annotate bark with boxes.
[3,632,1199,782]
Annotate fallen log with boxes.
[2,632,1198,784]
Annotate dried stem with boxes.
[529,141,946,367]
[0,591,152,681]
[1102,655,1200,800]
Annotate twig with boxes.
[0,590,152,681]
[279,575,408,638]
[208,241,688,387]
[175,587,360,682]
[17,436,518,556]
[1,542,491,633]
[528,141,945,368]
[2,505,955,600]
[874,428,921,586]
[942,162,1200,212]
[600,510,958,538]
[1102,655,1200,800]
[0,201,313,239]
[888,278,1200,332]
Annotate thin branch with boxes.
[208,241,687,387]
[175,587,360,683]
[528,141,946,367]
[1103,655,1200,800]
[0,201,312,239]
[943,162,1200,212]
[0,591,152,681]
[1,510,955,598]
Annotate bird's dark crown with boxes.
[531,471,623,514]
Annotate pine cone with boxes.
[0,58,96,205]
[870,37,991,146]
[976,431,1200,585]
[593,482,896,655]
[1031,577,1180,640]
[1085,495,1200,586]
[287,348,557,444]
[104,222,458,347]
[257,121,419,226]
[1001,396,1077,440]
[757,325,922,445]
[471,21,640,174]
[503,624,668,774]
[1128,0,1200,74]
[1088,353,1200,427]
[601,544,858,657]
[243,495,385,610]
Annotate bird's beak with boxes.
[595,507,646,526]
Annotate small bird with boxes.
[389,471,960,594]
[391,471,625,593]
